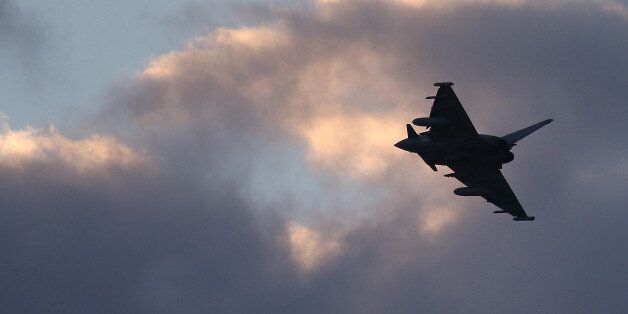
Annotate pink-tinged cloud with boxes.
[0,120,147,173]
[119,6,463,236]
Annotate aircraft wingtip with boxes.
[433,81,454,87]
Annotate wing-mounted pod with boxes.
[513,216,535,221]
[453,187,489,196]
[426,95,451,100]
[412,117,450,128]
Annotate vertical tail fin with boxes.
[502,119,553,147]
[406,124,419,138]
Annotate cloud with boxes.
[0,0,44,73]
[0,116,147,173]
[2,0,628,313]
[286,222,342,272]
[299,109,406,179]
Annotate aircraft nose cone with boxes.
[394,139,409,151]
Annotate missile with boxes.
[425,95,450,100]
[513,216,536,221]
[492,210,508,214]
[453,187,488,196]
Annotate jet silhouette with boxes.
[395,82,553,221]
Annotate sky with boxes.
[1,0,628,313]
[1,0,297,127]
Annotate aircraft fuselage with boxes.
[394,134,514,168]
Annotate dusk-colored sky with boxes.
[2,0,627,313]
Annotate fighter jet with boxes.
[394,82,553,221]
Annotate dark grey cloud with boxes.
[158,1,301,36]
[2,1,628,313]
[0,0,44,74]
[0,154,298,313]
